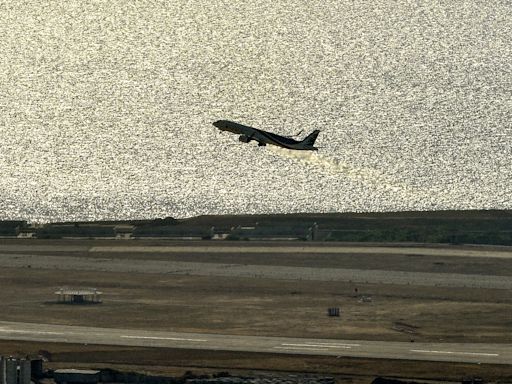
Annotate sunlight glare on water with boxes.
[0,0,510,221]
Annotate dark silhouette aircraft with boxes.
[213,120,320,151]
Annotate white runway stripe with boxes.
[121,335,207,342]
[0,329,64,335]
[411,349,499,357]
[281,343,357,349]
[274,346,328,352]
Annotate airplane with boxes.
[213,120,320,151]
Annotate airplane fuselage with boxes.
[213,120,319,151]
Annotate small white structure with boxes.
[55,288,102,304]
[114,225,134,239]
[16,228,37,238]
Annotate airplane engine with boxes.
[239,135,251,143]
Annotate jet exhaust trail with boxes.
[271,147,385,181]
[270,147,490,209]
[269,147,419,196]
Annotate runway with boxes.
[1,243,512,259]
[89,245,512,259]
[1,253,511,289]
[0,321,510,364]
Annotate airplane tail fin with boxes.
[301,130,320,147]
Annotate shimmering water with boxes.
[0,1,511,222]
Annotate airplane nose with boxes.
[213,120,224,129]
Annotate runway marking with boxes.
[281,343,358,349]
[411,349,499,357]
[274,346,329,352]
[120,335,207,342]
[0,329,65,335]
[300,342,361,346]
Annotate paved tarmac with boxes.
[89,245,512,259]
[0,321,510,365]
[1,243,512,259]
[0,253,511,289]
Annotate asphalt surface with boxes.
[89,245,512,259]
[2,242,511,365]
[2,243,512,259]
[0,321,510,365]
[1,253,511,289]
